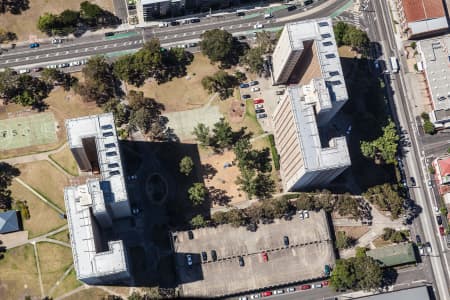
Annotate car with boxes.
[236,11,246,16]
[250,294,261,299]
[238,256,245,267]
[29,43,39,48]
[131,207,140,215]
[190,18,200,23]
[127,175,137,181]
[346,125,352,135]
[104,32,114,37]
[416,234,422,245]
[240,83,249,88]
[253,98,264,104]
[264,12,273,19]
[425,242,432,254]
[286,287,296,292]
[324,264,331,276]
[170,21,180,26]
[255,109,265,114]
[52,39,63,44]
[300,285,311,290]
[18,69,30,74]
[273,289,284,295]
[261,252,268,262]
[437,215,443,225]
[251,87,260,92]
[440,226,445,236]
[47,64,57,69]
[298,210,304,219]
[238,35,247,40]
[419,246,425,256]
[254,23,264,29]
[255,103,264,109]
[374,60,380,69]
[283,235,289,246]
[249,80,259,86]
[242,94,251,99]
[58,63,69,68]
[188,230,194,240]
[314,283,322,288]
[261,291,272,297]
[186,254,193,266]
[256,113,267,119]
[211,250,217,261]
[410,177,416,187]
[177,44,187,48]
[276,90,284,95]
[238,297,248,300]
[287,5,297,11]
[428,180,433,187]
[158,22,169,28]
[201,251,207,261]
[322,280,329,286]
[32,67,43,72]
[303,210,309,218]
[188,42,198,47]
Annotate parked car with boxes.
[287,5,297,11]
[283,236,289,246]
[238,256,245,267]
[236,11,246,16]
[276,90,284,95]
[255,109,265,114]
[251,87,260,92]
[158,22,169,27]
[255,103,264,109]
[186,254,193,266]
[416,234,422,245]
[104,32,114,37]
[32,67,43,72]
[419,246,425,256]
[254,23,264,29]
[261,252,268,262]
[58,63,69,68]
[314,283,322,288]
[29,43,39,48]
[261,291,272,297]
[374,60,380,69]
[211,250,217,261]
[303,210,309,218]
[439,226,445,236]
[425,242,432,254]
[242,94,251,99]
[249,80,259,86]
[264,12,273,19]
[322,280,329,286]
[410,177,416,187]
[428,180,433,187]
[238,35,247,40]
[324,264,331,276]
[298,210,304,219]
[250,294,261,299]
[437,215,443,225]
[273,289,284,295]
[253,98,264,104]
[300,285,311,290]
[18,69,30,74]
[286,287,296,292]
[346,125,352,135]
[238,297,248,300]
[201,251,207,261]
[256,113,267,119]
[52,39,63,44]
[188,230,194,240]
[170,21,180,26]
[188,42,198,47]
[240,83,249,88]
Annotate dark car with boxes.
[236,11,245,16]
[240,83,249,88]
[242,94,251,99]
[188,42,198,47]
[410,177,416,187]
[201,251,207,261]
[190,18,200,23]
[255,109,265,114]
[283,236,289,246]
[104,32,114,37]
[287,5,297,11]
[437,215,443,225]
[188,230,194,240]
[238,256,245,267]
[238,35,246,40]
[170,21,180,26]
[416,234,422,245]
[29,43,39,48]
[211,250,217,261]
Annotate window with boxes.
[329,71,339,76]
[318,21,329,27]
[321,33,331,39]
[105,143,115,148]
[102,131,114,137]
[106,151,117,157]
[108,163,119,168]
[109,170,120,176]
[101,124,112,130]
[325,53,336,59]
[322,41,333,46]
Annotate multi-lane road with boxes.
[0,0,348,70]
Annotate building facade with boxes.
[64,113,132,285]
[394,0,448,39]
[271,18,351,191]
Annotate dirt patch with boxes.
[201,150,246,207]
[0,0,114,41]
[126,53,219,112]
[372,236,393,248]
[335,226,370,240]
[228,99,245,123]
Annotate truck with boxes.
[390,56,399,73]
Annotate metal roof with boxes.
[0,210,19,234]
[355,285,430,300]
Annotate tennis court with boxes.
[0,113,57,151]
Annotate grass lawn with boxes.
[17,160,69,211]
[48,229,70,243]
[127,53,219,112]
[50,267,82,299]
[36,242,73,295]
[0,244,40,299]
[49,144,79,176]
[10,181,66,238]
[64,287,111,300]
[0,0,114,41]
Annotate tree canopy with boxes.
[333,21,370,52]
[201,70,239,100]
[179,156,194,176]
[200,29,246,67]
[188,183,207,206]
[331,256,383,291]
[360,120,399,164]
[0,0,29,14]
[363,184,404,219]
[0,28,17,44]
[0,162,20,210]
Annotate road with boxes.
[362,0,450,299]
[0,0,348,70]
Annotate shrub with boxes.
[268,134,280,171]
[15,200,30,220]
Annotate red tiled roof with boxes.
[438,157,450,177]
[401,0,446,23]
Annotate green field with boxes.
[0,112,57,151]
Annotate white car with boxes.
[158,22,169,28]
[250,294,261,299]
[186,254,193,266]
[251,87,260,92]
[238,297,248,300]
[286,287,295,292]
[254,23,264,29]
[69,61,81,67]
[298,210,304,219]
[314,283,322,288]
[255,103,264,109]
[18,69,30,74]
[273,290,284,295]
[303,210,309,218]
[47,65,57,69]
[52,39,63,44]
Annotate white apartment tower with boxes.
[64,113,132,284]
[272,18,351,191]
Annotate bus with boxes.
[390,56,399,73]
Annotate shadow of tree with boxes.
[0,0,29,14]
[207,186,231,206]
[201,163,217,180]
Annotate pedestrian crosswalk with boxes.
[332,2,362,29]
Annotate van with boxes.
[158,22,168,28]
[264,12,273,19]
[18,69,30,74]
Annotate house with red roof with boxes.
[395,0,448,39]
[432,155,450,196]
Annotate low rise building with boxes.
[271,18,351,191]
[394,0,448,39]
[432,155,450,201]
[355,285,431,300]
[417,36,450,127]
[64,113,132,285]
[366,243,416,267]
[0,210,20,234]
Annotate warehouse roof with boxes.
[355,285,430,300]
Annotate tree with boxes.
[331,258,356,290]
[190,214,206,228]
[40,68,77,91]
[192,123,211,147]
[360,120,399,164]
[235,167,256,197]
[331,256,383,291]
[212,118,233,150]
[179,156,194,176]
[37,13,61,35]
[226,208,247,227]
[0,162,20,210]
[240,46,265,75]
[0,28,16,44]
[201,70,239,100]
[234,71,247,83]
[343,26,369,50]
[102,98,130,127]
[80,1,103,25]
[255,31,275,53]
[355,247,367,258]
[200,29,234,65]
[0,0,29,14]
[188,183,207,206]
[363,184,404,219]
[423,120,436,135]
[336,231,353,249]
[333,21,349,46]
[335,194,362,220]
[212,211,229,224]
[254,173,275,200]
[382,227,408,243]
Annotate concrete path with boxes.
[32,241,45,298]
[55,284,88,300]
[6,224,68,250]
[1,142,67,165]
[48,264,74,297]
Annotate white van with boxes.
[18,69,30,74]
[264,12,273,19]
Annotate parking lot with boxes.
[173,211,335,297]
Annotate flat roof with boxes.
[401,0,446,23]
[418,36,450,121]
[408,18,448,36]
[355,286,430,300]
[284,18,348,105]
[174,211,335,297]
[367,243,416,267]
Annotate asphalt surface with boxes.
[362,0,450,299]
[0,0,348,70]
[112,0,129,23]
